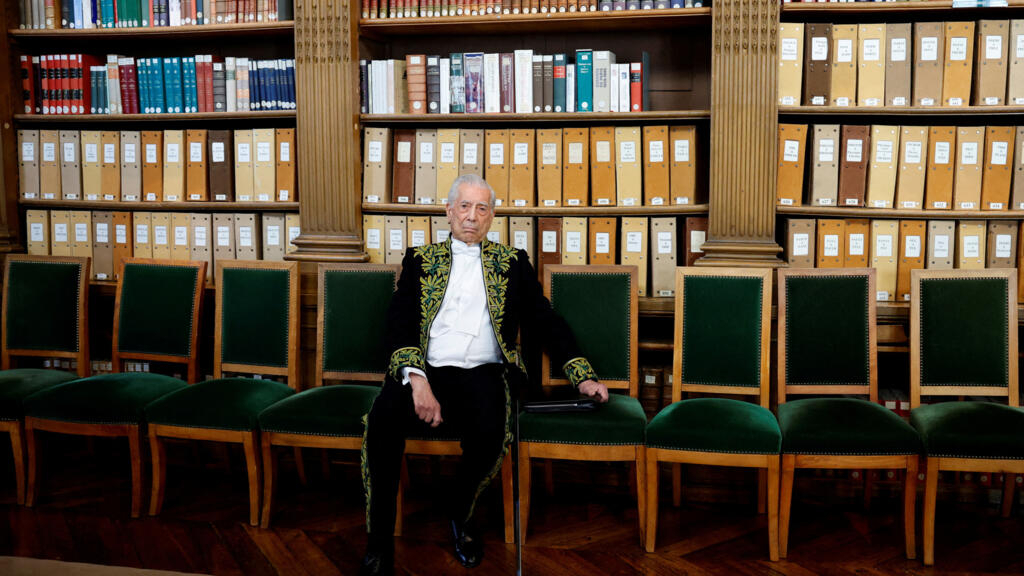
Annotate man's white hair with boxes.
[448,173,496,207]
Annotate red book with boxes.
[81,54,101,116]
[629,62,642,112]
[195,55,207,112]
[149,0,155,26]
[118,58,134,114]
[129,62,141,114]
[41,56,50,115]
[20,56,34,114]
[59,54,70,115]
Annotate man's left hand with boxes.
[578,379,609,403]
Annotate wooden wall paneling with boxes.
[0,1,21,253]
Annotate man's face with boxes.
[446,184,494,244]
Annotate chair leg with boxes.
[644,452,659,553]
[9,425,26,505]
[294,447,307,487]
[757,468,767,515]
[148,428,167,516]
[519,443,531,541]
[923,459,939,566]
[1002,472,1015,518]
[502,450,514,544]
[260,434,276,529]
[766,457,780,562]
[671,463,682,507]
[903,456,918,560]
[128,425,145,519]
[778,454,796,559]
[242,431,262,527]
[635,446,646,546]
[320,448,331,480]
[25,424,38,508]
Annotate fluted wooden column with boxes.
[289,0,367,262]
[699,0,782,266]
[0,2,23,253]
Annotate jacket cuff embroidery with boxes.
[562,357,597,388]
[389,346,426,380]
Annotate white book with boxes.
[84,0,95,28]
[514,50,533,114]
[386,59,396,114]
[484,53,501,114]
[226,57,238,112]
[618,64,631,113]
[170,0,182,26]
[236,58,250,111]
[440,58,451,114]
[593,51,616,112]
[609,63,619,113]
[373,60,387,114]
[566,64,576,113]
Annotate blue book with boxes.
[575,49,593,112]
[196,0,204,25]
[73,0,83,29]
[99,68,108,113]
[273,60,283,110]
[141,59,151,113]
[152,58,165,113]
[185,57,198,113]
[89,67,97,113]
[288,59,296,109]
[250,61,259,110]
[553,53,566,113]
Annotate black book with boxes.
[212,61,226,112]
[359,60,368,114]
[426,55,441,114]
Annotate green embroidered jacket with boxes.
[386,238,597,387]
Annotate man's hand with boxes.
[578,379,609,403]
[409,373,443,427]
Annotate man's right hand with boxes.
[409,373,443,427]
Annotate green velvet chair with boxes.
[510,264,645,544]
[23,258,205,517]
[644,267,779,560]
[909,268,1023,566]
[257,263,397,529]
[145,260,299,526]
[776,268,920,560]
[0,254,91,505]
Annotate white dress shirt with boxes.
[402,238,502,384]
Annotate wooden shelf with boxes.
[778,205,1024,220]
[13,111,296,123]
[20,199,298,212]
[360,111,710,124]
[782,0,1024,15]
[362,202,709,215]
[8,20,294,40]
[779,105,1024,117]
[358,8,710,36]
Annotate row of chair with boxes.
[0,255,1019,567]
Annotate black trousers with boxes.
[362,363,509,545]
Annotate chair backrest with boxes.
[216,260,300,387]
[777,268,877,404]
[911,268,1018,408]
[114,258,206,383]
[317,263,400,386]
[542,265,638,397]
[2,254,90,377]
[674,267,772,408]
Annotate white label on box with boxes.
[793,233,809,256]
[783,140,800,163]
[263,225,279,246]
[990,202,1004,210]
[987,35,1003,59]
[544,200,557,207]
[280,142,291,162]
[30,222,43,242]
[437,230,450,243]
[985,97,1000,105]
[397,142,412,163]
[389,229,403,250]
[626,232,643,253]
[893,96,907,106]
[174,226,188,246]
[366,195,380,203]
[514,199,526,207]
[368,141,383,163]
[812,37,828,61]
[513,230,528,250]
[566,231,582,253]
[288,226,300,244]
[409,230,426,247]
[876,234,893,257]
[876,140,894,164]
[568,142,584,164]
[846,139,863,163]
[166,143,180,163]
[217,226,231,247]
[921,97,936,106]
[818,198,834,206]
[21,142,34,162]
[877,291,890,302]
[239,227,253,247]
[690,231,706,253]
[486,231,499,243]
[922,37,939,61]
[568,199,580,206]
[652,197,664,206]
[74,223,88,242]
[824,235,839,257]
[124,143,136,164]
[933,201,948,208]
[935,142,951,164]
[85,143,98,163]
[596,141,611,163]
[194,226,207,247]
[992,141,1009,165]
[782,96,796,106]
[597,198,611,205]
[962,142,978,165]
[866,98,881,107]
[905,141,923,164]
[997,234,1013,258]
[43,142,55,162]
[964,235,980,258]
[872,200,889,208]
[54,223,68,243]
[949,97,963,106]
[906,236,921,258]
[818,138,835,163]
[441,142,456,164]
[862,38,880,62]
[513,143,529,165]
[419,142,434,164]
[781,38,799,61]
[837,97,851,107]
[837,39,853,63]
[257,142,272,163]
[1017,34,1024,58]
[596,232,610,254]
[657,231,672,254]
[622,198,636,206]
[64,142,76,163]
[542,143,557,165]
[155,226,168,245]
[849,233,865,256]
[115,224,127,244]
[649,140,664,163]
[95,223,108,243]
[136,225,148,244]
[780,198,794,206]
[934,234,949,258]
[189,142,202,163]
[542,230,557,252]
[463,143,478,165]
[366,228,381,250]
[145,143,158,164]
[950,37,968,61]
[674,139,690,162]
[891,38,907,62]
[845,198,860,206]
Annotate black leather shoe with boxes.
[450,519,484,568]
[358,547,394,576]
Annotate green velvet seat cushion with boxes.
[220,268,291,369]
[146,378,295,432]
[646,398,780,455]
[520,393,646,446]
[0,369,79,421]
[23,373,187,425]
[778,398,921,456]
[910,401,1024,459]
[6,261,83,354]
[259,385,380,437]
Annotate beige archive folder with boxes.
[385,215,407,265]
[974,20,1010,106]
[486,216,508,246]
[120,131,141,201]
[927,220,955,269]
[59,130,81,200]
[162,130,185,202]
[18,129,39,200]
[151,212,171,259]
[831,24,858,107]
[190,214,212,273]
[885,23,912,107]
[459,129,484,177]
[133,212,153,259]
[987,221,1019,268]
[895,126,928,210]
[39,130,60,200]
[954,126,985,210]
[436,129,460,204]
[80,131,102,201]
[170,213,191,261]
[590,127,616,206]
[865,125,900,209]
[252,128,276,202]
[286,213,301,255]
[26,210,49,255]
[785,219,816,267]
[92,211,114,280]
[484,129,510,206]
[562,127,589,207]
[914,22,945,106]
[111,212,132,279]
[363,214,385,264]
[620,217,648,297]
[362,127,392,204]
[615,127,642,207]
[981,125,1014,210]
[407,216,431,249]
[509,129,536,207]
[234,129,254,202]
[1008,20,1024,105]
[778,23,805,106]
[276,128,296,202]
[897,220,926,301]
[536,129,562,207]
[670,125,698,206]
[643,126,670,206]
[261,213,286,261]
[100,131,120,201]
[234,213,259,261]
[431,216,450,244]
[561,217,587,265]
[415,129,438,205]
[49,211,71,256]
[957,220,986,269]
[811,124,840,206]
[509,217,534,264]
[942,22,975,107]
[650,218,677,297]
[857,24,886,107]
[141,131,163,202]
[870,220,898,302]
[69,211,92,259]
[213,214,236,262]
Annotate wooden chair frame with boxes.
[511,264,643,545]
[644,267,778,561]
[25,258,206,517]
[910,268,1019,566]
[776,268,917,561]
[149,259,298,527]
[1,254,90,505]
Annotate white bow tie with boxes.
[451,242,481,258]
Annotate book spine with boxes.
[483,53,500,114]
[20,56,34,113]
[566,63,575,112]
[213,61,226,111]
[463,52,483,114]
[629,62,642,112]
[575,49,592,112]
[531,55,542,113]
[426,55,441,113]
[553,53,566,113]
[449,53,465,113]
[499,52,514,113]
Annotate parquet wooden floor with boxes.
[2,436,1023,575]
